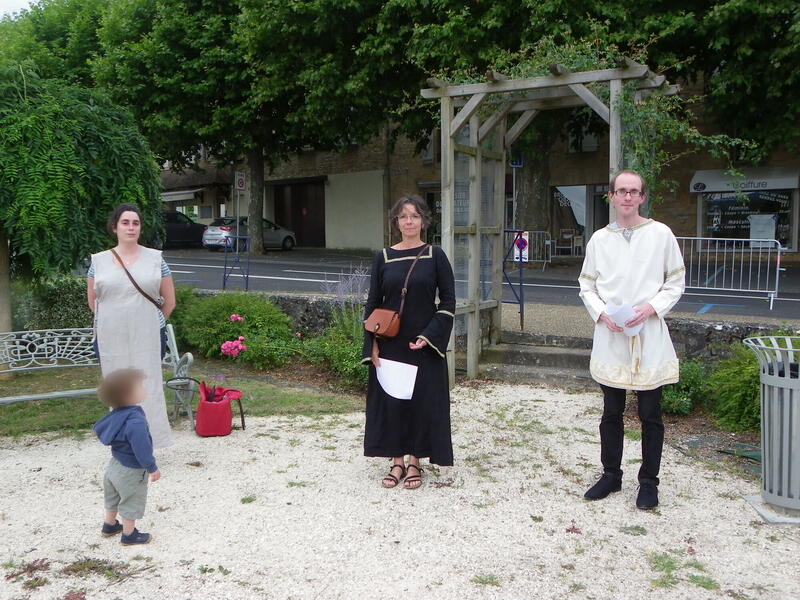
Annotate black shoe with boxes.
[636,481,659,510]
[584,473,622,500]
[121,528,151,545]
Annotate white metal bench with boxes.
[0,324,194,424]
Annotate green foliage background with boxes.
[0,64,161,275]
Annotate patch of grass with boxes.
[472,574,500,587]
[685,560,706,572]
[22,576,49,589]
[61,557,139,581]
[240,496,256,504]
[624,429,642,441]
[530,515,543,523]
[648,553,680,574]
[687,574,719,590]
[569,583,586,592]
[619,525,647,536]
[198,565,215,574]
[287,481,309,488]
[651,574,679,588]
[217,565,231,576]
[0,359,363,437]
[5,558,50,581]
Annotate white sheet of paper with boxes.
[376,358,418,400]
[605,301,643,337]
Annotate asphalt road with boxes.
[163,248,800,321]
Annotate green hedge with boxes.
[305,302,368,390]
[174,291,299,369]
[707,343,761,431]
[662,359,708,416]
[11,276,93,330]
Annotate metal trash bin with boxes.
[743,336,800,511]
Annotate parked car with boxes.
[202,217,296,251]
[163,210,206,248]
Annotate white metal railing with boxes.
[504,230,552,271]
[676,237,785,309]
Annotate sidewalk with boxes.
[501,302,799,340]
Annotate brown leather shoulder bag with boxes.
[364,244,429,338]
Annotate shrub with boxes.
[12,276,93,330]
[178,292,297,368]
[661,358,708,415]
[306,302,367,389]
[168,284,201,348]
[707,343,760,431]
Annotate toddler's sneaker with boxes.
[101,520,123,537]
[121,528,151,545]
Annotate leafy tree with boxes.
[0,64,161,330]
[93,0,304,254]
[0,0,108,86]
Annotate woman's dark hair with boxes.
[388,194,432,233]
[107,203,143,238]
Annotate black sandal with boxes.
[382,464,406,488]
[404,464,423,489]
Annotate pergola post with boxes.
[466,114,481,378]
[490,117,507,345]
[440,96,456,386]
[608,78,623,222]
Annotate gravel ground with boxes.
[1,383,798,600]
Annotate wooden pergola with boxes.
[420,59,678,381]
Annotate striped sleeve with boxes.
[161,259,171,277]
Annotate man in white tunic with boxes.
[578,170,685,510]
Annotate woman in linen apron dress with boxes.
[87,204,176,449]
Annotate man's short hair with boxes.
[610,170,647,195]
[98,369,145,409]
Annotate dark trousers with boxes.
[599,384,664,485]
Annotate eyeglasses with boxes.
[396,214,422,222]
[612,189,644,199]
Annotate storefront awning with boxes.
[160,188,206,202]
[690,167,800,193]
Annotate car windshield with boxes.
[209,217,246,226]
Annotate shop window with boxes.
[700,190,794,248]
[199,205,213,219]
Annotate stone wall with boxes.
[666,317,798,360]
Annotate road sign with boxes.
[235,171,246,191]
[509,152,524,168]
[514,231,529,262]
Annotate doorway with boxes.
[274,181,326,247]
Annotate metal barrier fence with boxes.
[504,230,552,271]
[676,237,784,309]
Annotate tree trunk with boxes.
[0,225,11,333]
[515,151,552,233]
[247,146,265,255]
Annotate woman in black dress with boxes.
[362,195,456,489]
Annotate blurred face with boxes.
[126,380,146,406]
[396,203,423,239]
[114,210,141,242]
[609,173,646,220]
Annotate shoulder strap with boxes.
[398,244,429,317]
[110,248,162,310]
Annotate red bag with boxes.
[195,382,245,437]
